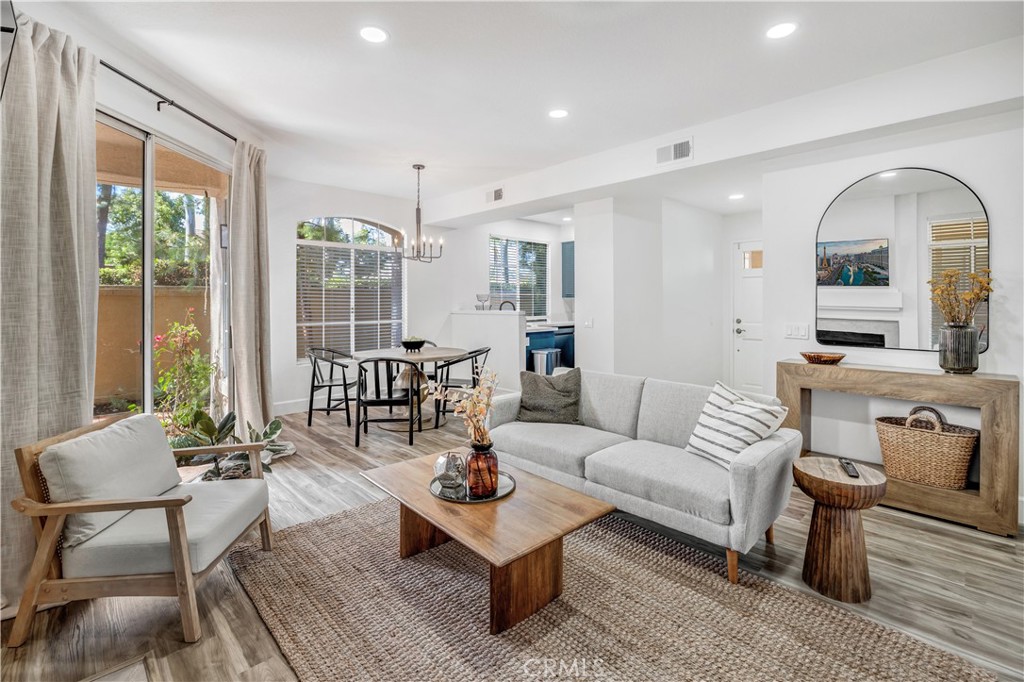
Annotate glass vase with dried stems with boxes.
[435,368,499,499]
[928,268,992,374]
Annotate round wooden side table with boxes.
[793,456,887,603]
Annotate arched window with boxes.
[296,218,404,358]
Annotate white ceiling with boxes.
[522,209,574,226]
[39,2,1024,201]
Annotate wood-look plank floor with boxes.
[2,411,1022,681]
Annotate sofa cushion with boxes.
[61,479,268,578]
[684,382,788,469]
[578,370,646,439]
[491,422,630,478]
[585,440,732,525]
[517,368,581,424]
[38,414,182,547]
[637,379,783,449]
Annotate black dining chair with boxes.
[433,347,491,428]
[355,357,424,446]
[306,348,357,427]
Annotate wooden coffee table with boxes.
[362,452,615,634]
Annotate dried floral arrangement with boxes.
[929,268,993,325]
[434,367,498,445]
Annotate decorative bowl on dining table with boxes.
[401,337,426,352]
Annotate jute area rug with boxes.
[228,500,993,682]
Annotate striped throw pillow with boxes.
[684,382,788,469]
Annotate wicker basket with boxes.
[875,406,978,489]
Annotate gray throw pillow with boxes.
[517,368,581,424]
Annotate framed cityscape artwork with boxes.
[816,238,889,286]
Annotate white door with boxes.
[732,241,764,393]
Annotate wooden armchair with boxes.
[7,414,273,648]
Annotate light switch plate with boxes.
[784,324,810,339]
[583,319,594,328]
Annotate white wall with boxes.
[613,201,663,378]
[762,125,1023,511]
[267,176,415,415]
[429,219,563,320]
[573,198,616,372]
[660,199,723,385]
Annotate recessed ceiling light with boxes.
[360,26,388,43]
[548,109,569,119]
[879,171,898,178]
[728,193,745,201]
[562,216,573,222]
[766,22,797,39]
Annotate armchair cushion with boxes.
[61,479,269,578]
[38,414,181,547]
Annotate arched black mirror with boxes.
[815,168,989,352]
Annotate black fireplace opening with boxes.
[816,329,886,348]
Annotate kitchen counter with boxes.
[526,321,574,334]
[450,310,526,390]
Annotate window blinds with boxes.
[296,238,403,360]
[929,218,989,349]
[488,237,548,317]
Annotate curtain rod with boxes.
[0,0,235,142]
[100,60,237,143]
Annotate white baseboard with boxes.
[274,398,309,416]
[274,394,358,417]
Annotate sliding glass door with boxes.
[94,119,145,416]
[93,113,231,429]
[152,141,230,428]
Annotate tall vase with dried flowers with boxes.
[435,368,500,499]
[929,268,992,374]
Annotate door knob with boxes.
[735,318,742,324]
[735,327,746,335]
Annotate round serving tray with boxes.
[429,471,516,504]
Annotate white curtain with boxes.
[229,142,274,436]
[0,13,98,617]
[208,197,231,418]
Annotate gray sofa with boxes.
[489,369,802,583]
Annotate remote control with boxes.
[839,458,860,478]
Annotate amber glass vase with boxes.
[466,442,499,500]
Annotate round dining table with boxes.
[351,346,468,429]
[351,346,468,365]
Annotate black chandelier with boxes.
[397,164,442,263]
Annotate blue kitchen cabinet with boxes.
[561,241,574,298]
[553,327,574,368]
[525,330,555,372]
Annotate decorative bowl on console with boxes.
[800,352,846,365]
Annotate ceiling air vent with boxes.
[656,138,693,164]
[485,187,504,203]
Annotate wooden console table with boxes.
[777,360,1019,536]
